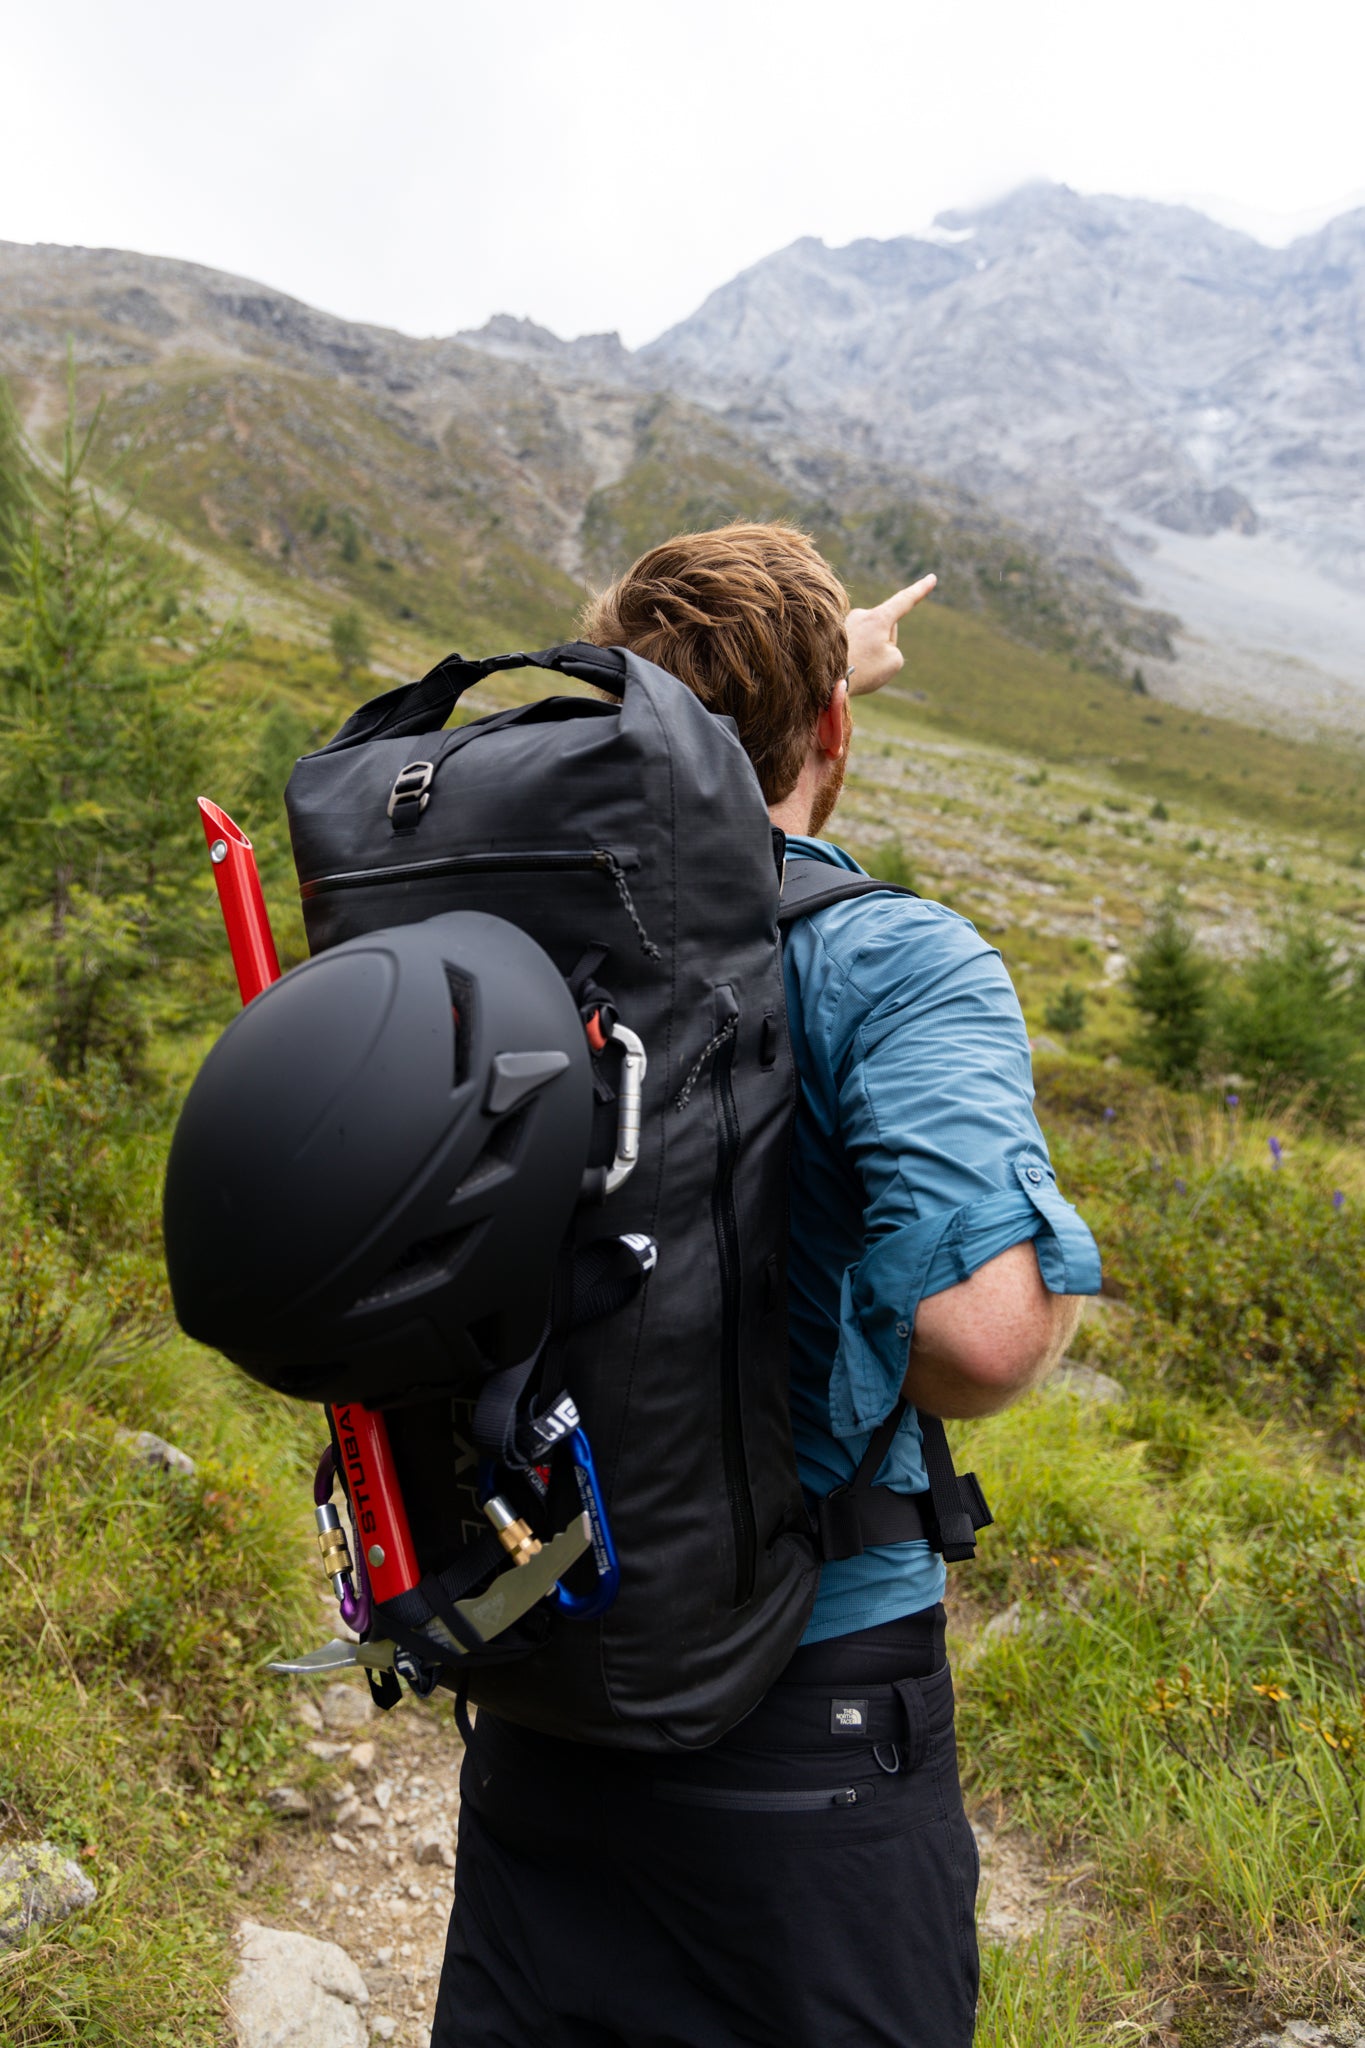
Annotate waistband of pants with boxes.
[782,1604,947,1685]
[713,1605,954,1758]
[466,1606,952,1781]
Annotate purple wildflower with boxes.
[1269,1136,1282,1168]
[1175,1178,1187,1195]
[1103,1107,1116,1123]
[1225,1093,1240,1110]
[1333,1190,1346,1212]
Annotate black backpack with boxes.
[285,642,988,1752]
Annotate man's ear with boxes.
[814,678,848,760]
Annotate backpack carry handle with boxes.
[318,642,629,753]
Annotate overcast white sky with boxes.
[5,0,1363,347]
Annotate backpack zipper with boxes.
[652,1781,868,1812]
[299,846,660,961]
[711,992,756,1606]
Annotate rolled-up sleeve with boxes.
[805,898,1102,1443]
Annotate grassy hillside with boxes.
[860,601,1365,849]
[81,360,585,653]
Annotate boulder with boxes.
[318,1683,375,1732]
[263,1787,310,1819]
[1048,1362,1128,1405]
[115,1428,197,1478]
[230,1921,369,2048]
[412,1825,456,1869]
[0,1842,98,1948]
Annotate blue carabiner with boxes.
[554,1426,620,1620]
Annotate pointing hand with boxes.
[845,574,937,697]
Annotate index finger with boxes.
[871,573,937,624]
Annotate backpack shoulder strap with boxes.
[778,857,992,1564]
[777,856,916,928]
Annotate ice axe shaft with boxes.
[198,796,281,1004]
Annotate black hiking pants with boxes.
[431,1608,979,2048]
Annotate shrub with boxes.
[1127,897,1214,1084]
[0,379,229,1079]
[1058,1132,1365,1439]
[1044,983,1087,1036]
[329,605,371,679]
[1221,919,1365,1124]
[0,375,37,588]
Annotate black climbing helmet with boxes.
[163,911,593,1404]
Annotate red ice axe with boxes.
[196,796,420,1622]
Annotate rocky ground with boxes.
[234,1659,462,2048]
[232,1669,1079,2048]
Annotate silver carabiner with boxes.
[602,1018,646,1195]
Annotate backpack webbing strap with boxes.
[318,641,628,751]
[812,1401,993,1565]
[918,1414,993,1562]
[384,1530,507,1628]
[472,1332,550,1466]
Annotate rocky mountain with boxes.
[0,238,1170,679]
[7,190,1365,737]
[632,185,1365,734]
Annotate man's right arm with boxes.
[904,1242,1083,1420]
[811,899,1101,1448]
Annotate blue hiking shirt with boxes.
[782,836,1102,1643]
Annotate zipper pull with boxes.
[594,850,661,962]
[832,1788,860,1807]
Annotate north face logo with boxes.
[830,1698,868,1734]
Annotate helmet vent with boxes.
[450,1109,526,1200]
[352,1225,478,1309]
[445,968,475,1087]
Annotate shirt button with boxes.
[1026,1167,1043,1184]
[896,1321,910,1339]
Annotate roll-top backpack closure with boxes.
[319,642,629,753]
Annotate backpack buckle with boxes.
[387,760,434,829]
[814,1487,866,1562]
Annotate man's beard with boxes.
[808,705,852,836]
